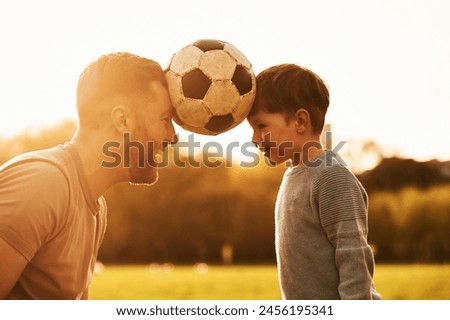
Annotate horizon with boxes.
[1,117,447,176]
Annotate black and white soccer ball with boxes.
[165,39,256,135]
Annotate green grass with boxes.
[89,264,450,300]
[373,264,450,300]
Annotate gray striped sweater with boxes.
[275,150,381,299]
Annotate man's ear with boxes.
[110,105,135,133]
[294,109,310,134]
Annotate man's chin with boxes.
[128,179,158,187]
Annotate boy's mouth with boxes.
[254,141,275,160]
[263,146,277,165]
[262,146,271,158]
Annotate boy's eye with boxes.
[256,124,267,129]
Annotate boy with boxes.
[247,64,381,299]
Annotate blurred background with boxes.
[1,0,449,299]
[1,122,449,264]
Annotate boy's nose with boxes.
[251,131,261,147]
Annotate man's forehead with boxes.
[147,80,168,95]
[146,81,172,107]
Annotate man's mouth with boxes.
[154,141,170,165]
[153,149,165,166]
[154,151,162,163]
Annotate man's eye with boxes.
[257,124,267,129]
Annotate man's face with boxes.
[247,111,298,165]
[129,82,176,185]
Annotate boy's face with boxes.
[247,111,298,165]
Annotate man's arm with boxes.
[0,160,70,299]
[0,237,28,298]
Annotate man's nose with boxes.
[167,120,178,145]
[170,133,179,145]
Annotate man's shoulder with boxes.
[0,145,73,192]
[0,147,74,264]
[0,145,72,166]
[1,144,72,174]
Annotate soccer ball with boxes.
[165,39,256,135]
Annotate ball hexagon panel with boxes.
[166,71,184,106]
[172,112,185,126]
[232,91,256,122]
[224,43,252,69]
[175,99,212,127]
[203,81,240,115]
[169,45,203,75]
[199,50,237,80]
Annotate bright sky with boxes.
[0,0,449,165]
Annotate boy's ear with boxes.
[294,109,310,134]
[110,105,135,133]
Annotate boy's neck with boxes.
[291,137,324,167]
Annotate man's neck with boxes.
[70,132,126,200]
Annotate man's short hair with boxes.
[76,52,167,128]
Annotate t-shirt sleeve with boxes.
[314,165,377,299]
[0,161,70,261]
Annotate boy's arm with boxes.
[315,166,378,299]
[323,219,376,299]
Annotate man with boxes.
[0,52,177,299]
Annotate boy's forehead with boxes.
[248,111,268,120]
[248,111,280,121]
[247,113,260,125]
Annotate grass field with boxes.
[89,264,450,300]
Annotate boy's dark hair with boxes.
[249,64,329,134]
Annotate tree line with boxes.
[1,121,449,263]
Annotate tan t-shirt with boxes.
[0,143,107,299]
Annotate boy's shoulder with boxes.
[308,151,360,189]
[307,150,350,174]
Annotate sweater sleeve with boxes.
[323,219,377,299]
[314,165,378,299]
